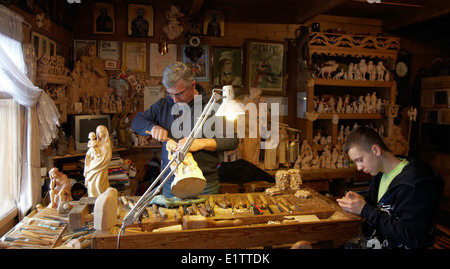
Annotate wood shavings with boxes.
[265,187,281,196]
[275,170,290,190]
[294,189,312,199]
[288,169,302,189]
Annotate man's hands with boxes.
[149,125,169,142]
[337,191,366,215]
[148,125,217,152]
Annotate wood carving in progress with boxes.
[166,140,206,199]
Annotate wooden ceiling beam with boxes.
[294,0,349,24]
[383,0,450,31]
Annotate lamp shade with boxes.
[215,85,245,119]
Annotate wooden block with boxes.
[94,188,118,231]
[68,204,90,229]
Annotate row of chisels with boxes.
[119,193,303,224]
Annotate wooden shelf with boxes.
[316,113,384,120]
[51,145,162,161]
[312,78,396,88]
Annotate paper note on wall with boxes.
[143,86,165,110]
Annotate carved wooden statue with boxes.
[48,167,72,209]
[84,125,112,197]
[167,140,206,199]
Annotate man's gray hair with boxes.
[162,62,194,89]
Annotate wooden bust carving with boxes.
[167,140,206,199]
[84,125,112,197]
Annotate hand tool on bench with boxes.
[158,207,166,220]
[268,195,284,213]
[197,204,210,217]
[280,197,293,213]
[151,204,164,221]
[225,193,235,215]
[247,193,263,215]
[191,203,198,215]
[287,198,303,212]
[259,194,274,214]
[277,198,291,212]
[130,199,148,218]
[182,215,243,230]
[207,197,216,216]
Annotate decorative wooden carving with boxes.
[309,32,400,60]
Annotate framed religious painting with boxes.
[212,46,243,87]
[245,39,286,95]
[127,3,154,37]
[203,9,225,37]
[93,2,115,35]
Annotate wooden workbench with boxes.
[92,188,360,249]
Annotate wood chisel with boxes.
[158,207,166,221]
[277,198,291,212]
[130,199,148,218]
[280,197,293,213]
[224,193,232,208]
[259,194,274,214]
[191,203,198,215]
[208,197,216,216]
[247,193,263,215]
[197,204,210,217]
[268,195,284,213]
[287,198,303,212]
[152,204,162,220]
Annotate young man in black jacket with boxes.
[131,62,239,198]
[337,126,443,249]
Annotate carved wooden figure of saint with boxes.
[84,125,112,197]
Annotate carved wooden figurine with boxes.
[48,168,72,209]
[167,140,207,199]
[84,125,112,197]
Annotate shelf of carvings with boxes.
[309,32,400,60]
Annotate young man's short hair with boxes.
[344,126,390,154]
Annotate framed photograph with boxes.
[181,45,209,82]
[149,43,177,77]
[246,39,286,95]
[212,47,243,87]
[127,3,154,37]
[93,2,115,35]
[123,42,147,72]
[203,9,225,37]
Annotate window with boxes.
[0,98,20,219]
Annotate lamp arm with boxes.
[120,91,222,230]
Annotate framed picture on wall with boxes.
[245,39,286,95]
[31,31,41,60]
[93,2,115,35]
[149,43,177,77]
[203,9,225,37]
[127,3,154,37]
[181,45,209,82]
[212,46,243,87]
[123,42,147,72]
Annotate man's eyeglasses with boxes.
[166,89,186,99]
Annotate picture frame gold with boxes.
[245,39,286,95]
[93,2,115,35]
[122,42,147,72]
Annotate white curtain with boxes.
[0,5,60,219]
